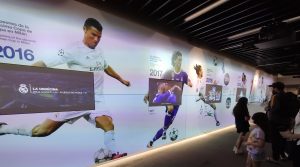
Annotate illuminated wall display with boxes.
[0,1,274,167]
[0,63,95,115]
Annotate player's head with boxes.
[194,64,203,79]
[83,18,103,49]
[157,82,168,93]
[226,97,231,108]
[171,51,182,69]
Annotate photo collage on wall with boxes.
[236,72,247,102]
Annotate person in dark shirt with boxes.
[267,82,287,162]
[233,97,250,154]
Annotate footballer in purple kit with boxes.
[144,51,192,148]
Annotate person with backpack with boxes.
[267,82,288,162]
[279,95,300,167]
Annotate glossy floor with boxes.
[94,126,293,167]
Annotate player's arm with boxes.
[104,65,130,86]
[187,78,193,87]
[144,93,149,104]
[32,60,47,67]
[170,85,182,92]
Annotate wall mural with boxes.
[0,1,274,167]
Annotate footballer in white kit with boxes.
[45,41,111,125]
[194,64,220,126]
[0,18,130,163]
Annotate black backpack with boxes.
[283,92,300,119]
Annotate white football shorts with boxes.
[48,95,111,125]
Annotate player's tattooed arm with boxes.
[104,65,130,86]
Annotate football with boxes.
[169,128,179,141]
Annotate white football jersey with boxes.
[45,41,108,95]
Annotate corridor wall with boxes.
[0,1,274,167]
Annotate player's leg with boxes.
[95,115,115,152]
[147,128,164,148]
[196,92,205,102]
[147,106,172,147]
[163,106,178,131]
[0,119,64,137]
[147,106,179,147]
[209,103,220,126]
[162,105,176,139]
[95,115,114,131]
[94,115,127,161]
[32,119,64,137]
[198,92,206,101]
[158,106,175,140]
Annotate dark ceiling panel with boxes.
[77,0,300,76]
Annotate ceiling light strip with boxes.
[184,0,229,22]
[216,36,255,46]
[256,61,291,67]
[283,16,300,23]
[227,27,262,40]
[181,0,250,31]
[206,21,269,43]
[188,1,267,35]
[138,0,152,13]
[192,8,269,37]
[158,0,191,21]
[148,0,171,16]
[167,0,210,25]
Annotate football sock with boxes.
[153,128,164,141]
[164,113,173,128]
[104,130,116,155]
[213,109,219,122]
[0,124,32,136]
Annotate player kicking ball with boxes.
[194,64,220,126]
[0,18,130,163]
[144,51,192,148]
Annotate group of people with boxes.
[233,82,300,167]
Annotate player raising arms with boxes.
[0,18,130,163]
[144,51,192,148]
